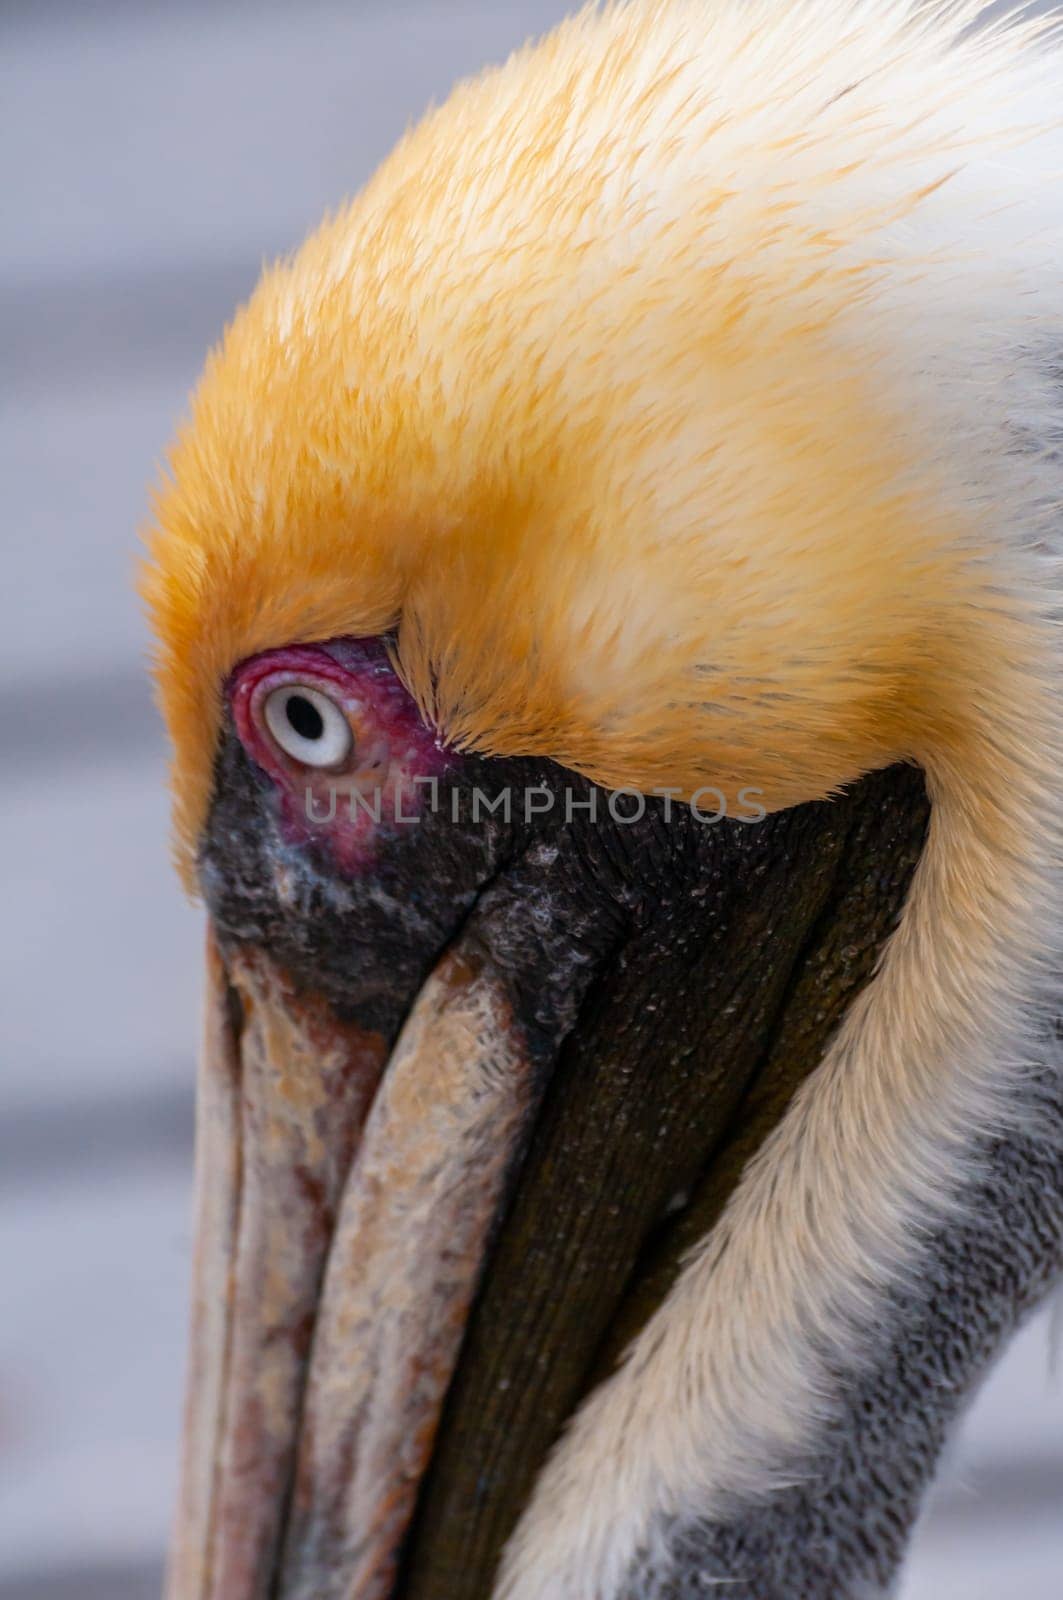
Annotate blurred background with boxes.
[1,3,1060,1597]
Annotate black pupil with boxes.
[286,694,325,741]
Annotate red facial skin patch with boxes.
[230,637,452,872]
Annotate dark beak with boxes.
[168,736,930,1600]
[169,930,537,1600]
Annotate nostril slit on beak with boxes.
[224,975,245,1044]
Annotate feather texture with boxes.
[142,3,1063,1595]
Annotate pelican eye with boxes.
[263,684,354,768]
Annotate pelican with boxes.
[143,3,1063,1596]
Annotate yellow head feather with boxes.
[143,0,1056,886]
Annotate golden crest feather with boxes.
[143,0,1063,884]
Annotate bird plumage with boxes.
[146,0,1062,876]
[143,2,1063,1595]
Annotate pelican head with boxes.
[144,4,1063,1598]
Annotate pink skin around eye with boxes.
[230,637,451,872]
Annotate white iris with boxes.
[263,684,353,768]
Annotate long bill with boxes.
[168,930,537,1600]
